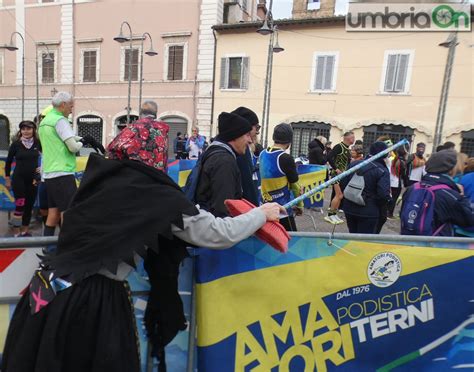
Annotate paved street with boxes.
[295,189,401,235]
[0,188,403,238]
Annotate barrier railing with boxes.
[0,233,473,372]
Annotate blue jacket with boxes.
[340,158,391,218]
[460,172,474,204]
[403,173,474,236]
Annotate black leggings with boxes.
[12,176,37,227]
[388,187,402,216]
[345,213,379,234]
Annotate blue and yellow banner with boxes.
[196,237,474,371]
[297,164,327,208]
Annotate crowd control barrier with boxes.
[0,234,472,371]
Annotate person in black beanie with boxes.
[232,106,261,206]
[195,112,253,217]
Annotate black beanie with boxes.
[231,107,259,126]
[369,141,388,157]
[273,123,293,144]
[217,112,252,142]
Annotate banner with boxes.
[196,237,474,371]
[0,248,194,372]
[296,164,327,208]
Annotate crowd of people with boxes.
[1,90,473,371]
[303,134,474,236]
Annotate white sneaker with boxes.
[334,215,345,224]
[324,215,340,225]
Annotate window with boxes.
[307,0,321,10]
[381,50,414,94]
[362,124,414,154]
[241,0,248,12]
[290,122,331,158]
[311,52,339,92]
[41,51,55,83]
[167,45,184,81]
[77,115,103,147]
[122,47,139,82]
[81,49,99,83]
[461,130,474,157]
[220,56,249,90]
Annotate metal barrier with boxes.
[0,233,472,372]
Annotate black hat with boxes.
[19,120,36,129]
[217,112,252,142]
[231,107,259,126]
[426,150,457,173]
[273,123,293,144]
[369,141,388,157]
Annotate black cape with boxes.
[43,153,199,367]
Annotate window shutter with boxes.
[0,56,3,84]
[241,57,249,89]
[174,46,184,80]
[314,56,325,90]
[384,54,397,92]
[394,54,409,92]
[83,50,97,82]
[167,46,175,80]
[323,55,335,90]
[220,58,228,89]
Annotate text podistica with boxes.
[234,284,434,371]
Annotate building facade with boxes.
[212,14,474,157]
[0,0,261,154]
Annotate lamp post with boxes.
[138,32,158,111]
[5,32,25,120]
[433,32,458,152]
[35,42,53,120]
[114,21,134,124]
[257,0,284,147]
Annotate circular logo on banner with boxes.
[367,252,402,288]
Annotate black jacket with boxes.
[340,158,391,218]
[236,146,259,205]
[195,141,242,217]
[402,173,474,236]
[308,139,327,165]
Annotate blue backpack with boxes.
[400,182,451,236]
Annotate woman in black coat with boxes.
[340,142,392,234]
[308,136,327,165]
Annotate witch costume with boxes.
[1,120,268,372]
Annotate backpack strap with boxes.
[427,184,452,192]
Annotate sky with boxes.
[272,0,349,19]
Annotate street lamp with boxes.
[433,32,458,152]
[35,42,53,120]
[114,21,133,124]
[138,32,158,111]
[4,32,25,120]
[258,0,284,147]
